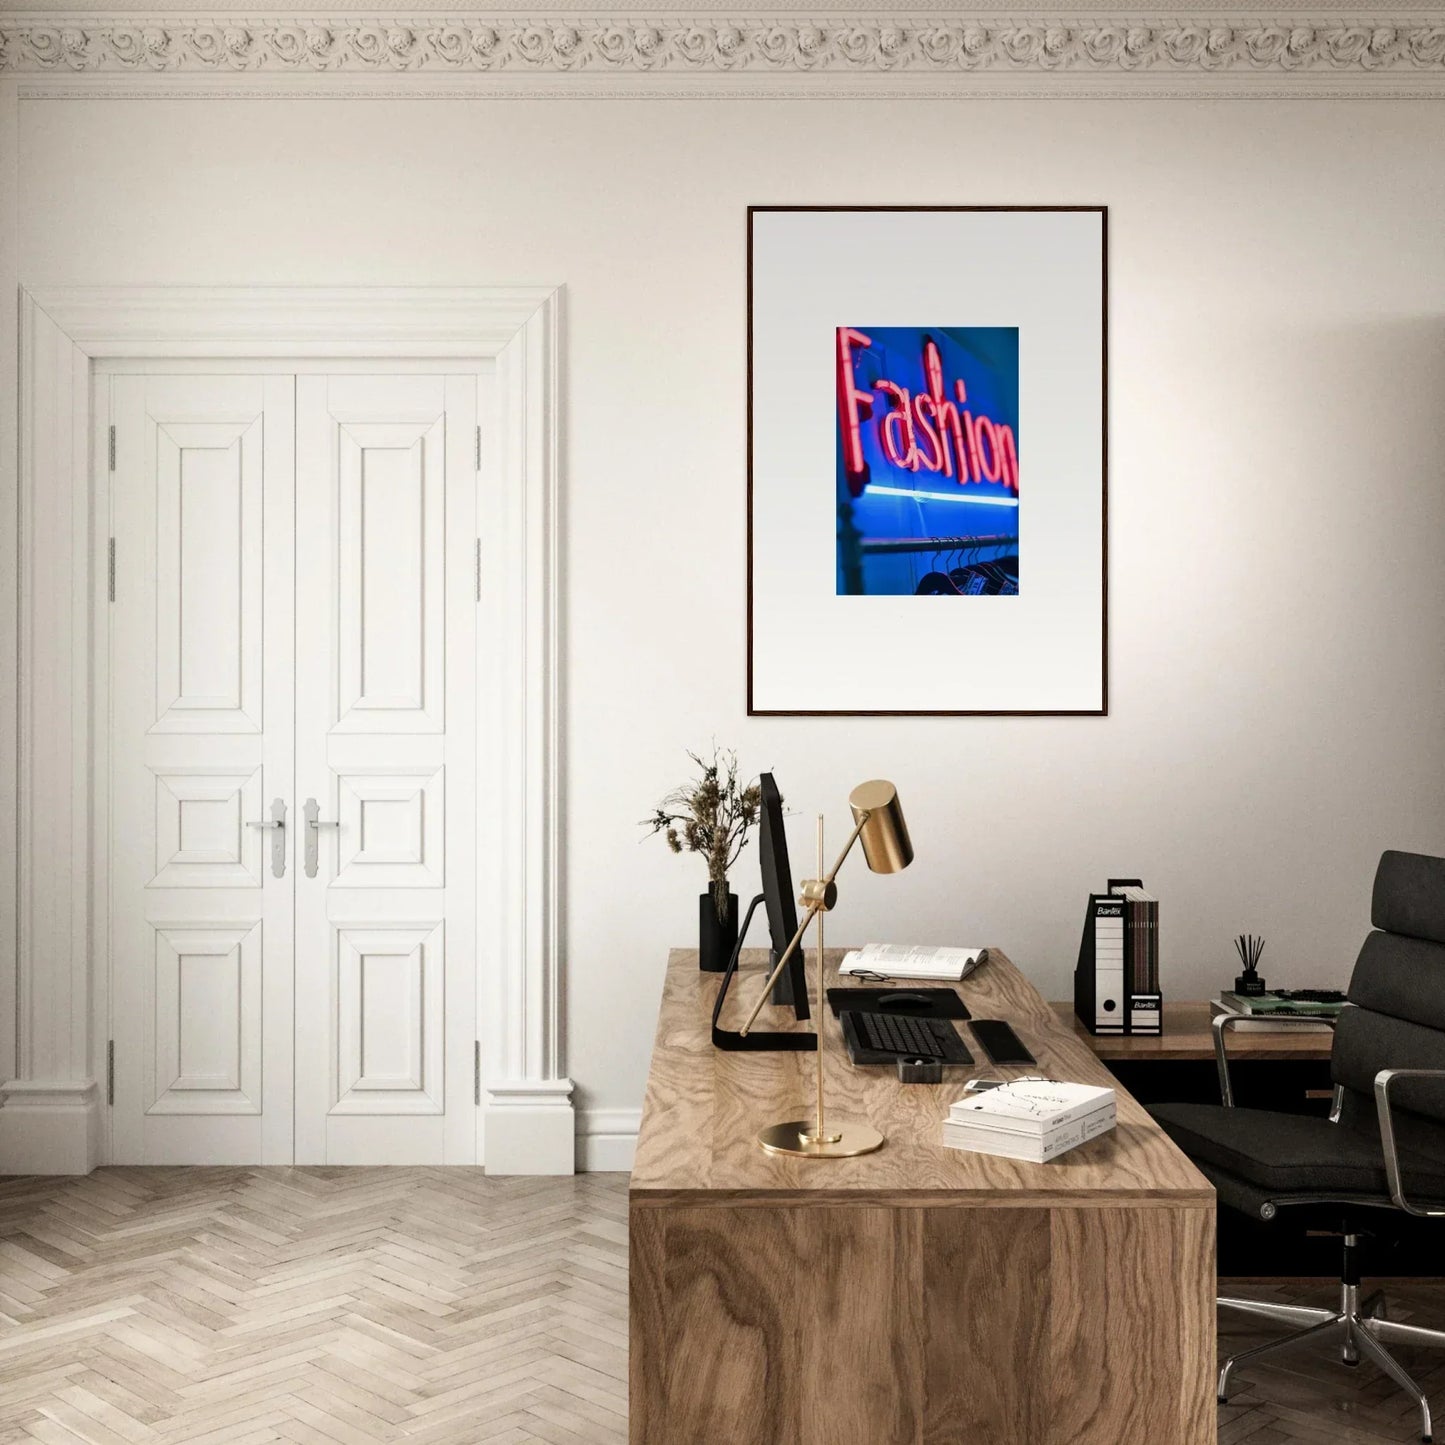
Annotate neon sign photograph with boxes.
[748,205,1106,716]
[836,325,1019,596]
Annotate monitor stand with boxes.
[711,895,817,1052]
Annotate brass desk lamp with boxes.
[738,779,913,1158]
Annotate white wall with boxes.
[18,95,1445,1149]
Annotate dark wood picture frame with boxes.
[746,204,1109,717]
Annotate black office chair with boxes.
[1150,849,1445,1443]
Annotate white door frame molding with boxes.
[3,285,572,1176]
[0,82,18,1127]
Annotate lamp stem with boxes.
[736,901,820,1037]
[814,815,828,1144]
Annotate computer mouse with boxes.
[878,992,932,1010]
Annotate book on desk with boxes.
[942,1079,1117,1163]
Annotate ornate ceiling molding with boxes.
[4,13,1445,91]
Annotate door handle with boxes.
[246,797,288,879]
[303,797,340,879]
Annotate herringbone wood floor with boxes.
[0,1169,1442,1443]
[0,1169,628,1445]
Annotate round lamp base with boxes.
[757,1119,885,1158]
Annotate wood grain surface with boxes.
[629,948,1216,1445]
[1048,1205,1217,1444]
[921,1207,1050,1442]
[630,948,1214,1204]
[1053,999,1335,1062]
[631,1199,1215,1445]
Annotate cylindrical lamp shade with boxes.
[848,780,913,874]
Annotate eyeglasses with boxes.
[963,1074,1053,1093]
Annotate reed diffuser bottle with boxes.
[1234,934,1266,997]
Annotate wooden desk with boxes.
[630,949,1215,1445]
[1052,999,1334,1062]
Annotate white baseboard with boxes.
[577,1107,639,1173]
[0,1080,101,1175]
[483,1080,576,1175]
[0,1079,634,1176]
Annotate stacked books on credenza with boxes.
[1074,877,1161,1036]
[1209,990,1345,1033]
[942,1080,1117,1163]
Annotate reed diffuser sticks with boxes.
[1234,934,1265,975]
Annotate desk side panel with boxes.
[628,1203,667,1441]
[630,1198,1215,1445]
[631,1203,923,1444]
[1049,1205,1217,1444]
[922,1207,1052,1443]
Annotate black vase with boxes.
[699,888,739,972]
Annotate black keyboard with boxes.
[841,1010,974,1065]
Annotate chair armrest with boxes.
[1374,1069,1445,1218]
[1212,1011,1338,1108]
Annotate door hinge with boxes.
[107,425,116,472]
[475,424,482,472]
[107,538,116,603]
[474,1041,481,1106]
[474,539,482,603]
[106,1041,115,1106]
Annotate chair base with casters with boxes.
[1217,1232,1445,1443]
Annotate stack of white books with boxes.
[942,1080,1117,1163]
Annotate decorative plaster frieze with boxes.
[3,15,1445,81]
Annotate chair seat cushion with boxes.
[1149,1102,1445,1199]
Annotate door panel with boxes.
[152,422,264,732]
[294,374,477,1164]
[149,921,262,1114]
[335,419,445,732]
[333,921,444,1114]
[150,767,265,888]
[333,767,445,889]
[110,375,295,1164]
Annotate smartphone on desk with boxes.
[970,1019,1036,1067]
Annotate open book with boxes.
[839,943,987,982]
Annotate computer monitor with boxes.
[758,773,810,1021]
[709,771,815,1051]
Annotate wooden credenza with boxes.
[1052,999,1335,1064]
[629,949,1217,1445]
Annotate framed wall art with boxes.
[747,205,1107,716]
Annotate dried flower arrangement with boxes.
[642,746,764,922]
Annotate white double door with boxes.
[108,369,480,1165]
